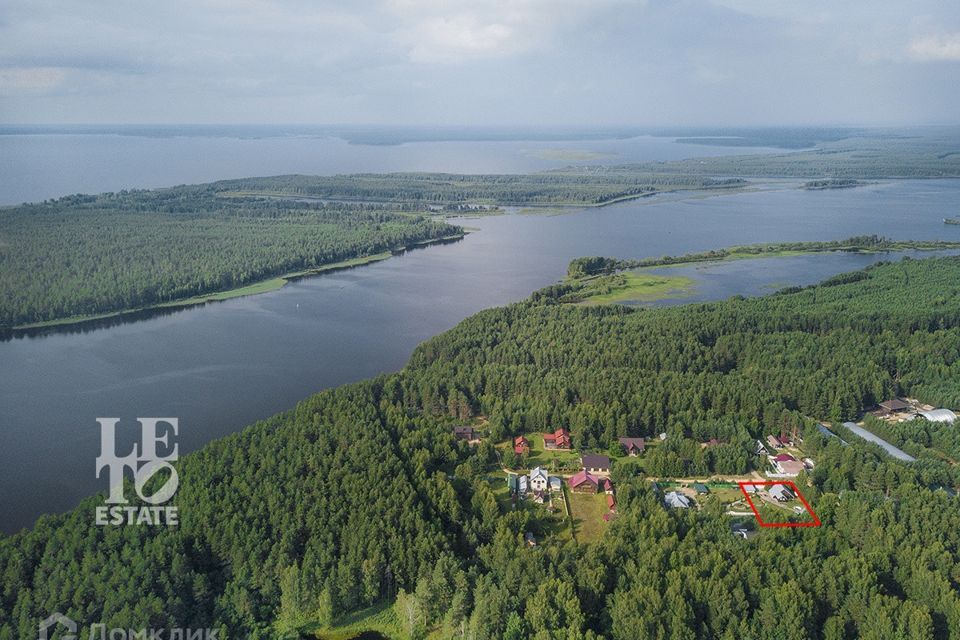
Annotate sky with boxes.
[0,0,958,126]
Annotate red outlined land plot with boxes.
[737,481,821,528]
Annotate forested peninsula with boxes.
[3,256,960,639]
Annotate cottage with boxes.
[549,476,562,492]
[772,456,806,478]
[766,434,787,449]
[606,494,617,512]
[529,466,549,492]
[664,491,691,508]
[769,484,795,502]
[513,435,530,454]
[692,483,709,495]
[543,428,571,450]
[582,454,611,475]
[506,473,518,493]
[518,476,528,495]
[879,398,910,414]
[454,426,475,441]
[618,437,646,456]
[602,478,614,494]
[568,469,600,493]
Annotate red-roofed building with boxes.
[773,453,796,463]
[513,436,530,455]
[602,478,614,494]
[568,469,599,493]
[606,494,617,512]
[543,428,571,450]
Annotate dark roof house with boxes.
[582,454,611,474]
[618,437,646,455]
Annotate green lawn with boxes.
[309,599,402,640]
[567,490,612,543]
[525,433,581,470]
[578,271,696,305]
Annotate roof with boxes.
[879,399,910,412]
[530,466,549,482]
[664,491,691,508]
[692,483,709,494]
[454,426,474,436]
[770,485,795,498]
[602,478,613,491]
[514,435,529,445]
[773,453,797,462]
[767,434,785,446]
[582,454,611,470]
[606,494,616,509]
[568,470,599,489]
[618,437,646,451]
[777,460,806,475]
[920,409,957,423]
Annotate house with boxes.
[606,494,617,512]
[582,454,611,475]
[692,483,709,495]
[769,485,795,502]
[878,398,911,415]
[601,478,614,494]
[568,469,600,493]
[772,456,806,476]
[664,491,691,508]
[518,476,528,495]
[513,435,530,454]
[506,473,518,493]
[618,437,646,456]
[766,434,788,449]
[549,476,562,492]
[529,466,549,492]
[454,426,475,441]
[543,428,571,450]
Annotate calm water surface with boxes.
[2,177,959,533]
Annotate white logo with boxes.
[94,418,179,526]
[39,612,76,640]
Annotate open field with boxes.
[577,271,696,305]
[567,490,611,543]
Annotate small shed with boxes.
[692,483,709,495]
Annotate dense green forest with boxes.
[212,173,743,207]
[0,189,459,327]
[3,256,960,639]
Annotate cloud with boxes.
[908,33,960,61]
[389,0,630,64]
[0,66,64,94]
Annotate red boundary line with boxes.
[737,481,821,528]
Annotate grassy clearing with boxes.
[567,491,611,543]
[525,433,581,470]
[578,271,696,305]
[309,599,402,640]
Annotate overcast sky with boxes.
[1,0,958,126]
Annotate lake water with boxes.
[1,134,959,533]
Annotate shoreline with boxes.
[7,232,466,334]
